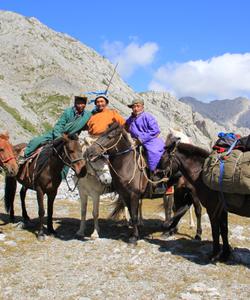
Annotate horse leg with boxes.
[47,191,57,235]
[36,187,45,241]
[91,195,100,239]
[162,194,174,228]
[162,204,190,238]
[138,198,144,226]
[219,210,231,262]
[20,186,30,223]
[209,215,221,262]
[188,206,195,228]
[128,193,139,245]
[193,196,202,240]
[76,192,88,238]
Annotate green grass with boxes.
[42,121,52,131]
[0,98,38,134]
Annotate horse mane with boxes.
[178,142,209,158]
[105,122,123,134]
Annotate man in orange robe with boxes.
[82,94,125,185]
[87,95,125,136]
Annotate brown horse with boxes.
[86,122,171,244]
[0,132,19,176]
[4,134,86,240]
[159,134,250,262]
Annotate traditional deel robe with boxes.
[24,107,92,179]
[126,111,165,171]
[25,107,92,157]
[87,108,125,136]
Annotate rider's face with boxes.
[95,98,108,111]
[132,103,144,115]
[75,102,86,113]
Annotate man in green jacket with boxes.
[24,95,92,157]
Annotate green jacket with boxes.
[25,107,92,157]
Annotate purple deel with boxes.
[126,111,165,171]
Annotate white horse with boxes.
[74,156,113,239]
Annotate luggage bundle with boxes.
[202,133,250,194]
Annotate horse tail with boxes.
[109,196,126,220]
[4,176,17,213]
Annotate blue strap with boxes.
[225,139,238,155]
[218,138,238,207]
[84,90,109,104]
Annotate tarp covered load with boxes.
[202,149,250,194]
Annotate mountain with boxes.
[180,96,250,130]
[0,10,249,147]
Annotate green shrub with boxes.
[0,98,38,134]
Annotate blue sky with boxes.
[1,0,250,101]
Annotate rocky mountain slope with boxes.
[180,96,250,130]
[0,10,249,147]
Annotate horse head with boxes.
[60,133,86,177]
[0,132,19,176]
[86,122,125,162]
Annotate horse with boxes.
[74,156,113,239]
[4,134,86,240]
[0,132,19,177]
[86,122,173,244]
[159,133,250,262]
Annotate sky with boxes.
[1,0,250,101]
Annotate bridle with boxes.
[0,148,16,169]
[92,132,123,156]
[163,140,181,177]
[53,142,85,192]
[53,144,84,169]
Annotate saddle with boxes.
[18,146,44,184]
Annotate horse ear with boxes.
[62,133,70,142]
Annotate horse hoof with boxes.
[75,231,86,240]
[219,250,231,262]
[194,234,202,241]
[48,230,57,237]
[15,221,25,230]
[209,251,222,263]
[91,231,100,239]
[129,236,138,245]
[37,234,46,241]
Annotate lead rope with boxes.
[65,175,80,192]
[138,146,169,184]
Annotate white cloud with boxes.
[149,53,250,101]
[102,40,159,78]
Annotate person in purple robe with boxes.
[125,99,165,172]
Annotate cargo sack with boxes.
[202,149,250,194]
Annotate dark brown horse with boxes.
[87,123,154,244]
[0,132,19,176]
[159,134,250,262]
[4,134,86,240]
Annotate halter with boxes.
[0,156,16,165]
[163,140,181,178]
[92,133,123,156]
[53,144,84,192]
[53,144,84,168]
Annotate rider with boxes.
[87,94,125,136]
[125,99,165,181]
[83,94,125,185]
[24,95,92,158]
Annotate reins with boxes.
[53,143,84,192]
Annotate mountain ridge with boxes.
[0,10,249,146]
